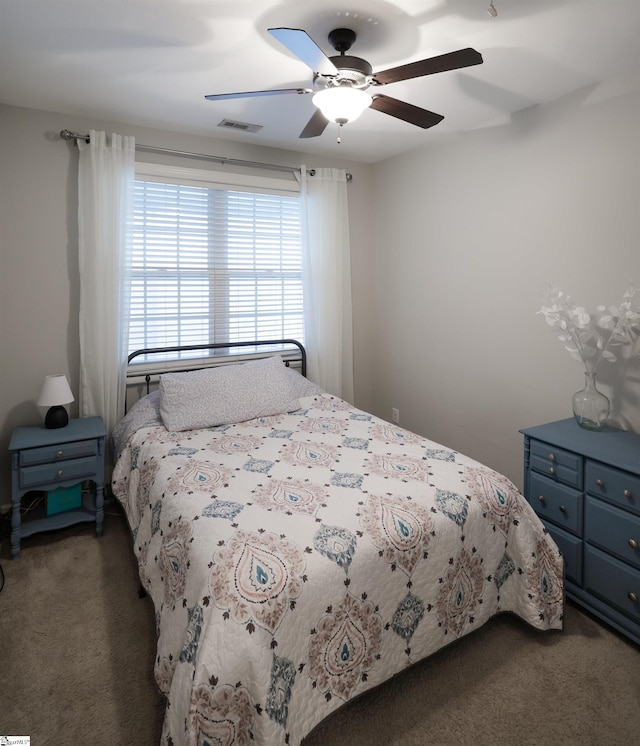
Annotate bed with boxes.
[111,340,564,746]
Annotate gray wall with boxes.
[368,79,640,488]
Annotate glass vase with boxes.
[572,372,610,431]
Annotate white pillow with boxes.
[159,355,302,431]
[282,365,324,398]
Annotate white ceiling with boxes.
[2,0,640,164]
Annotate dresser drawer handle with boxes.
[57,469,64,478]
[548,466,555,476]
[623,489,632,499]
[629,592,638,604]
[595,479,605,488]
[537,495,546,505]
[559,505,567,514]
[548,454,556,462]
[56,450,64,458]
[630,539,639,551]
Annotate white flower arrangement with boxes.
[539,285,640,373]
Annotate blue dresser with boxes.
[521,419,640,645]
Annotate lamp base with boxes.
[45,405,69,429]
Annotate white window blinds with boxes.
[130,167,303,361]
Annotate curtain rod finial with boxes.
[60,129,90,143]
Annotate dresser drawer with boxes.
[585,461,640,516]
[19,456,98,489]
[544,522,582,585]
[529,472,583,536]
[585,496,640,570]
[584,545,640,623]
[19,438,98,467]
[530,440,582,490]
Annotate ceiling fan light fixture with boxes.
[312,87,372,125]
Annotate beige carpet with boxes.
[0,504,638,745]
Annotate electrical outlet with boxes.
[392,408,400,424]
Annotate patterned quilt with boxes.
[112,392,564,746]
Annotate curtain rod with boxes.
[59,129,352,180]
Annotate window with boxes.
[129,164,303,362]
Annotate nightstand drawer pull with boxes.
[56,450,64,458]
[538,495,546,504]
[548,466,555,475]
[57,469,64,478]
[629,592,638,604]
[623,489,632,498]
[559,505,567,514]
[548,454,556,462]
[630,539,639,550]
[596,479,605,488]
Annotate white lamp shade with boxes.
[37,374,75,407]
[312,87,372,124]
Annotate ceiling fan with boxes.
[205,27,483,139]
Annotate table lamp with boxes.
[37,374,74,428]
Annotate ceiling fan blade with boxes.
[371,94,444,129]
[205,88,311,102]
[299,109,329,139]
[268,27,339,76]
[373,48,483,86]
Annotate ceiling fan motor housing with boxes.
[315,55,373,90]
[324,54,373,88]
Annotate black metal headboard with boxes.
[125,339,307,413]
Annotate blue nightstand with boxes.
[9,416,106,558]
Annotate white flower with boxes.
[538,285,640,373]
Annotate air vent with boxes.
[218,119,263,133]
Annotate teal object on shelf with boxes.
[47,482,82,515]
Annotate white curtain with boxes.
[300,166,354,401]
[77,130,135,433]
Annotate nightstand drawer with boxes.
[530,440,582,489]
[585,496,640,570]
[19,438,98,467]
[585,461,640,516]
[19,456,98,489]
[584,545,640,623]
[529,472,583,536]
[544,522,582,585]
